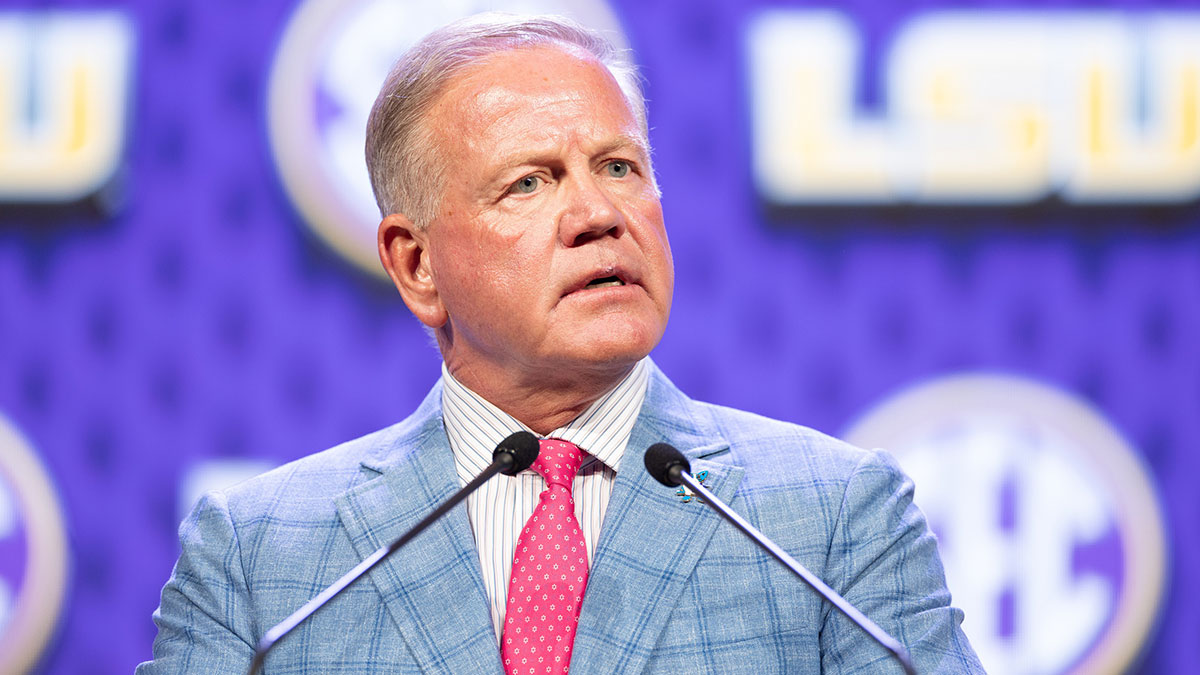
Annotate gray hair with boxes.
[365,13,652,228]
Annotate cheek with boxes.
[656,224,673,268]
[430,233,489,312]
[452,229,548,305]
[638,204,673,274]
[643,218,674,310]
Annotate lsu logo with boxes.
[747,11,1200,204]
[846,374,1166,675]
[267,0,631,279]
[0,12,134,205]
[0,413,68,674]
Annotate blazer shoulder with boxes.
[700,396,868,454]
[641,364,877,485]
[693,400,870,474]
[218,398,444,525]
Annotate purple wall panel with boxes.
[0,0,1195,672]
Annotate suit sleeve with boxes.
[136,490,257,673]
[819,449,985,674]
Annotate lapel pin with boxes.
[675,470,710,503]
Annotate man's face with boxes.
[418,45,673,386]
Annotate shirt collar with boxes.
[441,359,651,482]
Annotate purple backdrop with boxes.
[0,0,1194,672]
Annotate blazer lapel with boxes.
[571,366,744,674]
[334,388,503,674]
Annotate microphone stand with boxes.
[670,466,918,675]
[247,432,537,674]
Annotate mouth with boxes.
[565,266,638,296]
[584,275,626,289]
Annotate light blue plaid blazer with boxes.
[139,364,983,673]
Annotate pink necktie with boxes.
[501,439,589,675]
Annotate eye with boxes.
[606,161,630,178]
[509,175,542,195]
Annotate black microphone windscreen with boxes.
[495,431,540,475]
[644,443,690,487]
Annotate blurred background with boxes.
[0,0,1193,672]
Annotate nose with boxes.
[558,174,628,247]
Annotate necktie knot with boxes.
[534,439,584,488]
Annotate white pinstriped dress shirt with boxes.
[440,358,650,642]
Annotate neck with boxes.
[445,358,635,435]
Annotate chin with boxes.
[568,318,664,367]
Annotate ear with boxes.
[378,213,448,329]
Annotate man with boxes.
[140,14,983,674]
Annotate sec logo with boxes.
[267,0,630,279]
[846,374,1166,674]
[0,413,68,674]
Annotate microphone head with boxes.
[644,443,691,487]
[494,431,540,475]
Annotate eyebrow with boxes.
[486,133,652,182]
[592,133,652,160]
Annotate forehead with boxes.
[429,45,642,154]
[449,43,622,105]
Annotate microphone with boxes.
[644,443,918,675]
[247,431,539,675]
